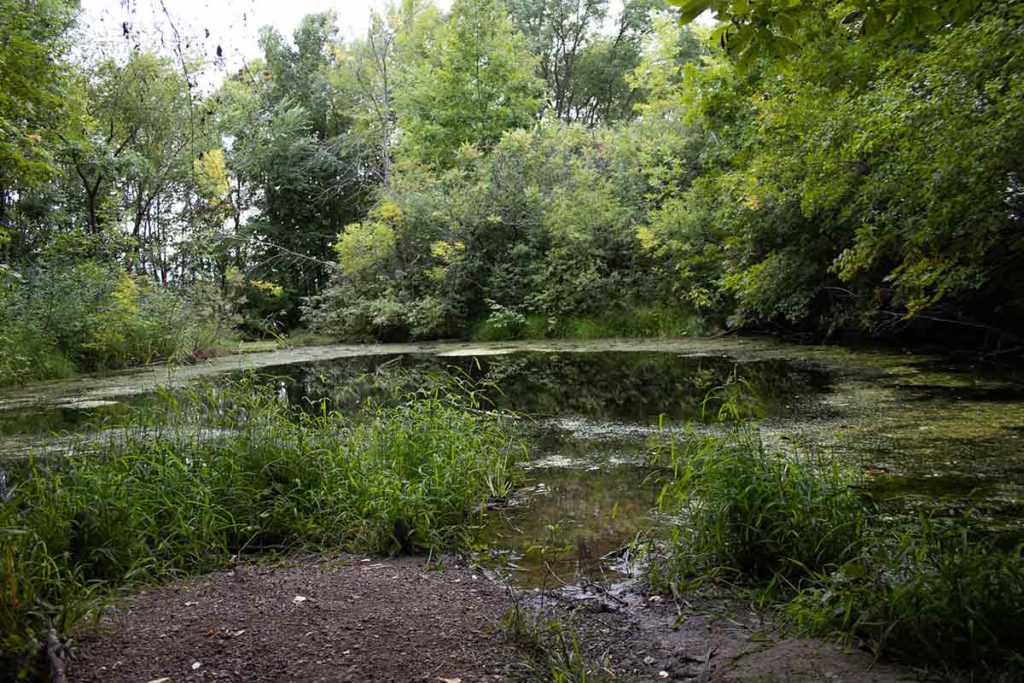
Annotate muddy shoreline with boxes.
[70,554,910,682]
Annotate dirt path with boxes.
[70,555,913,682]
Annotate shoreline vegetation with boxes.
[2,374,1022,679]
[0,260,341,388]
[647,426,1024,677]
[2,1,1021,389]
[0,380,522,675]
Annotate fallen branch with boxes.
[45,629,67,683]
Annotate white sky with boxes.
[78,0,451,75]
[78,0,629,79]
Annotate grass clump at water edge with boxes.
[648,427,866,586]
[0,378,523,675]
[647,425,1024,675]
[787,517,1024,674]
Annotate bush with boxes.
[0,262,224,385]
[470,305,705,341]
[0,322,76,386]
[650,428,867,586]
[0,379,522,670]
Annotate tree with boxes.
[55,53,198,279]
[509,0,663,125]
[215,14,373,314]
[339,1,445,183]
[396,0,544,169]
[0,0,78,255]
[260,13,346,139]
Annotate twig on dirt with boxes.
[703,645,717,675]
[544,562,572,588]
[45,629,67,683]
[580,579,628,607]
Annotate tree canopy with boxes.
[1,0,1021,361]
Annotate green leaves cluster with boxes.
[305,119,708,339]
[668,0,984,59]
[0,0,77,194]
[0,262,218,385]
[397,0,544,169]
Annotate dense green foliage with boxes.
[0,262,224,385]
[3,0,1022,675]
[306,0,1024,344]
[304,122,710,339]
[3,0,1019,352]
[0,380,521,671]
[649,428,1024,674]
[667,0,984,59]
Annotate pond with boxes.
[3,337,1024,590]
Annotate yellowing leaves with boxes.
[374,202,404,224]
[637,225,660,251]
[430,240,465,263]
[334,221,396,282]
[249,280,284,297]
[194,148,231,201]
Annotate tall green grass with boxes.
[649,427,866,586]
[648,426,1024,675]
[0,379,522,672]
[787,518,1024,673]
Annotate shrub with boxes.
[0,261,225,385]
[470,305,705,341]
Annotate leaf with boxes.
[674,0,716,24]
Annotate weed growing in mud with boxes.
[499,599,620,683]
[0,378,523,673]
[648,426,1024,675]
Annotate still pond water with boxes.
[3,337,1024,589]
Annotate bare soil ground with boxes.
[70,554,914,683]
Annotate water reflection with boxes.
[257,352,829,585]
[274,351,831,423]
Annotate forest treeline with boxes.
[1,0,1022,383]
